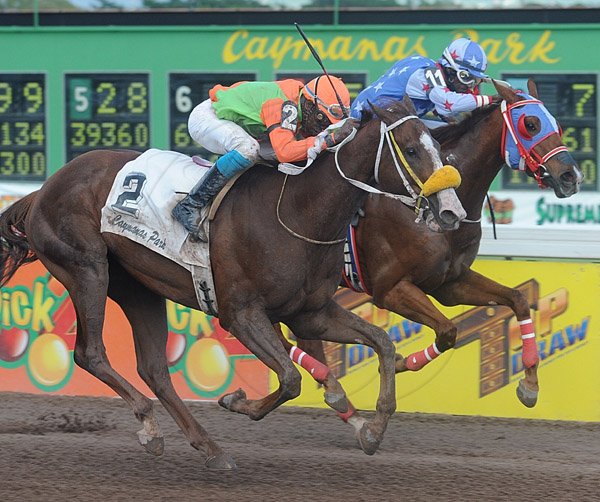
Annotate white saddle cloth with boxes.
[100,148,220,315]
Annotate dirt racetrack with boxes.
[1,392,599,501]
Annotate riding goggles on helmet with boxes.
[442,48,485,88]
[303,83,350,120]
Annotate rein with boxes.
[276,114,460,245]
[335,117,460,223]
[276,173,346,245]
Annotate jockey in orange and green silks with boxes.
[172,76,352,241]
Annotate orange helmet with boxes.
[301,75,350,124]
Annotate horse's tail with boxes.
[0,192,39,287]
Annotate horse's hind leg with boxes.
[34,251,162,455]
[107,266,235,470]
[288,300,396,456]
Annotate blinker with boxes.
[517,114,533,140]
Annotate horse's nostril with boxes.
[560,171,575,184]
[440,210,458,226]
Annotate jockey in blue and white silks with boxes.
[351,38,495,122]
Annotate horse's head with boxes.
[369,95,466,232]
[495,79,582,198]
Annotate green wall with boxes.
[1,23,598,186]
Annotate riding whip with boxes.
[294,22,348,119]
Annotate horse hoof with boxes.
[205,452,237,470]
[516,379,538,408]
[395,353,407,373]
[324,391,349,413]
[356,423,382,456]
[218,388,247,412]
[137,430,164,456]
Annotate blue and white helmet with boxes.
[440,38,489,87]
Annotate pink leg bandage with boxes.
[405,342,441,371]
[520,318,539,368]
[337,402,357,422]
[289,346,330,383]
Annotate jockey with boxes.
[173,76,352,240]
[351,38,495,122]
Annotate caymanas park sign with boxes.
[222,29,559,69]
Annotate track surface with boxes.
[1,392,599,501]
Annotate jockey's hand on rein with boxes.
[323,118,358,148]
[308,118,358,161]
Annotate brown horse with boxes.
[280,79,582,425]
[0,97,465,469]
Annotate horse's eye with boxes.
[527,121,537,132]
[406,147,417,157]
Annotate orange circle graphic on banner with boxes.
[28,333,70,386]
[185,337,230,392]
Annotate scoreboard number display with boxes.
[169,73,256,157]
[65,73,150,161]
[0,73,46,181]
[502,73,597,191]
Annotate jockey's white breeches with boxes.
[187,99,260,162]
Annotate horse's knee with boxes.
[378,334,396,359]
[436,322,458,351]
[510,289,530,317]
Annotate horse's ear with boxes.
[401,93,418,115]
[527,79,539,99]
[493,79,518,104]
[368,100,395,125]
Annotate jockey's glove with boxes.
[307,138,325,161]
[323,118,358,148]
[308,118,358,161]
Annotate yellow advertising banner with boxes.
[284,260,599,421]
[0,259,596,422]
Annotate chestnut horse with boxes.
[280,80,582,426]
[0,97,465,469]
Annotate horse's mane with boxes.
[357,100,501,141]
[431,102,501,146]
[357,100,414,129]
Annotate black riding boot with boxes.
[172,164,229,240]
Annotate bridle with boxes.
[461,95,569,226]
[334,116,460,223]
[276,114,460,244]
[500,97,568,188]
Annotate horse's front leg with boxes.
[217,307,302,420]
[288,300,396,456]
[376,279,458,372]
[433,269,538,408]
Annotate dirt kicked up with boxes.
[0,392,599,501]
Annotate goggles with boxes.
[455,70,482,88]
[442,48,485,89]
[303,83,350,120]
